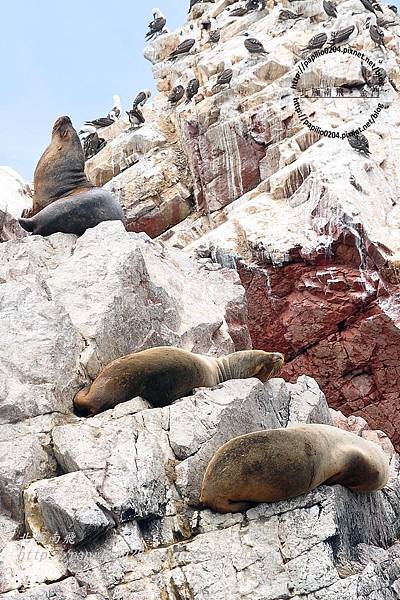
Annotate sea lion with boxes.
[74,346,284,417]
[19,116,125,236]
[200,424,390,513]
[18,188,125,236]
[26,116,94,217]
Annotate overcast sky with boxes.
[1,0,399,180]
[0,0,187,180]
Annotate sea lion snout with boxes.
[52,116,73,137]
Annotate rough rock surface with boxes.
[0,167,31,242]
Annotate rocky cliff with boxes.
[1,0,400,597]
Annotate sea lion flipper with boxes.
[18,217,35,233]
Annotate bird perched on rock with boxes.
[168,85,185,105]
[358,0,379,14]
[347,132,370,156]
[328,25,355,45]
[279,9,303,20]
[369,23,386,47]
[209,29,221,44]
[243,33,268,55]
[126,107,145,128]
[82,132,107,161]
[323,0,337,18]
[168,38,196,60]
[301,32,327,51]
[212,64,233,90]
[371,0,383,12]
[146,8,167,41]
[229,6,248,17]
[132,89,151,109]
[246,0,266,10]
[186,78,200,103]
[388,4,397,13]
[84,95,121,129]
[376,15,397,28]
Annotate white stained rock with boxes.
[24,472,115,546]
[0,539,67,594]
[0,167,31,242]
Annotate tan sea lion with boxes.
[74,346,284,417]
[200,424,390,513]
[26,116,94,217]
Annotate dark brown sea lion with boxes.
[200,424,390,513]
[19,116,125,236]
[74,347,284,417]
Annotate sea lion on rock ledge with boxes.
[19,116,124,236]
[74,346,284,417]
[200,424,390,513]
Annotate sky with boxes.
[0,0,187,180]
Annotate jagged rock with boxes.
[0,167,31,242]
[25,472,115,546]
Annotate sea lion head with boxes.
[73,385,96,417]
[52,116,74,138]
[250,350,285,382]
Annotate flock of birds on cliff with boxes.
[79,0,399,161]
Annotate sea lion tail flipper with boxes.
[18,217,35,233]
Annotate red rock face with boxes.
[182,115,266,213]
[238,261,400,449]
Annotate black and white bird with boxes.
[229,6,248,17]
[347,132,370,156]
[189,0,201,11]
[126,107,145,128]
[359,0,379,14]
[388,4,398,13]
[212,62,233,90]
[186,78,200,103]
[82,132,107,161]
[243,33,268,55]
[246,0,266,10]
[376,15,397,28]
[301,32,328,50]
[323,0,337,18]
[84,95,121,130]
[168,38,196,60]
[132,89,151,109]
[278,9,303,20]
[369,23,386,47]
[328,25,355,45]
[168,85,185,105]
[202,19,212,30]
[209,29,221,44]
[146,8,167,40]
[371,0,383,12]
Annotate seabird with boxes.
[186,78,200,103]
[328,25,355,45]
[376,15,397,28]
[84,116,115,129]
[229,7,249,16]
[369,23,386,47]
[212,65,233,90]
[323,0,337,18]
[359,0,378,14]
[146,8,167,40]
[388,5,397,13]
[189,0,201,11]
[168,38,196,60]
[126,107,145,128]
[168,85,185,105]
[301,32,327,50]
[371,0,383,12]
[209,29,221,44]
[82,132,107,161]
[279,9,303,20]
[243,33,268,55]
[132,89,151,109]
[246,0,266,10]
[202,19,212,30]
[347,133,370,156]
[108,95,121,121]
